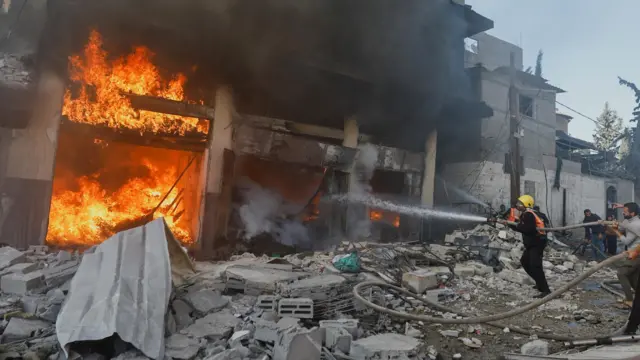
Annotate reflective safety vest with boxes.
[507,208,519,222]
[526,209,546,236]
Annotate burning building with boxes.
[0,0,492,257]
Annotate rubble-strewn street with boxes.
[0,221,634,359]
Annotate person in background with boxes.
[583,209,605,261]
[608,203,640,308]
[498,195,551,298]
[604,214,619,256]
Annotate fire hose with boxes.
[353,220,632,342]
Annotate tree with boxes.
[619,77,640,173]
[525,50,543,77]
[593,102,623,151]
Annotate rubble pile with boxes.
[0,221,626,359]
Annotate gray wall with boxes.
[465,32,523,71]
[556,114,571,134]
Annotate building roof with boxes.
[492,67,566,93]
[556,130,594,150]
[452,2,494,37]
[556,112,573,121]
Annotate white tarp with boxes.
[56,218,194,360]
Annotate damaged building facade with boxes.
[438,32,635,227]
[0,0,493,255]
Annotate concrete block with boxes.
[278,298,313,319]
[498,269,534,286]
[402,269,439,294]
[521,340,549,356]
[1,271,44,294]
[225,265,308,295]
[27,245,48,255]
[257,295,279,312]
[425,288,455,303]
[0,247,25,270]
[325,326,352,353]
[41,261,79,287]
[467,262,492,276]
[319,319,359,338]
[350,333,422,360]
[184,289,228,314]
[2,262,38,275]
[1,318,51,343]
[454,265,475,277]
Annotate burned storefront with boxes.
[0,0,492,257]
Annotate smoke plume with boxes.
[236,178,310,248]
[346,144,379,240]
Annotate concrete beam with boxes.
[421,129,437,207]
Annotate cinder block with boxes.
[454,265,475,277]
[1,272,44,294]
[27,245,49,255]
[257,295,279,312]
[278,298,314,319]
[402,269,439,294]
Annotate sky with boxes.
[465,0,640,142]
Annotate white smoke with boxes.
[236,178,310,247]
[346,144,379,239]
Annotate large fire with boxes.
[62,30,208,135]
[48,31,206,247]
[47,146,199,247]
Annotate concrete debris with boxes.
[520,340,549,356]
[351,334,422,360]
[0,223,613,359]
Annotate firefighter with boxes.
[498,195,551,298]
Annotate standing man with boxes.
[608,203,640,308]
[533,206,550,227]
[498,195,551,298]
[583,209,605,261]
[604,214,619,255]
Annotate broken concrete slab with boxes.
[0,247,26,270]
[1,271,44,294]
[208,346,250,360]
[184,289,229,314]
[497,269,534,286]
[229,330,251,347]
[273,327,322,360]
[41,261,79,287]
[2,262,38,275]
[319,319,359,338]
[350,333,422,360]
[454,265,475,277]
[181,310,241,340]
[171,299,194,330]
[1,317,51,343]
[254,317,301,344]
[325,326,352,353]
[164,334,202,359]
[225,265,308,295]
[281,274,346,301]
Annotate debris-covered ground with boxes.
[0,221,632,359]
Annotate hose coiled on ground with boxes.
[354,246,627,341]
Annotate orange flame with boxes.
[370,210,400,228]
[48,30,205,247]
[62,30,208,135]
[47,156,195,247]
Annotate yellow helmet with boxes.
[518,194,534,208]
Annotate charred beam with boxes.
[125,93,215,121]
[60,117,208,152]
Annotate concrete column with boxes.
[1,70,64,248]
[421,129,437,207]
[343,116,359,149]
[199,86,235,258]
